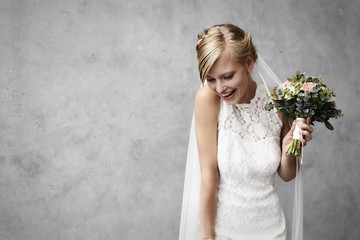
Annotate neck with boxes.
[237,78,257,104]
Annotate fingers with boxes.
[306,116,311,125]
[301,122,313,134]
[290,121,296,134]
[300,130,312,145]
[299,121,314,146]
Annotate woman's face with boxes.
[206,49,254,105]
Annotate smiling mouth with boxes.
[221,89,236,99]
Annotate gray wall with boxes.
[1,0,359,239]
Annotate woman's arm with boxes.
[278,116,313,182]
[194,86,220,240]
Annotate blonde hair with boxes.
[196,24,258,83]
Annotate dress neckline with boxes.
[235,82,261,108]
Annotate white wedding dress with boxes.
[179,56,303,240]
[214,83,286,239]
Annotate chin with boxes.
[223,99,236,105]
[224,97,241,105]
[223,92,241,105]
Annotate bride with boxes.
[179,24,313,240]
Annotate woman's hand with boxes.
[282,117,314,151]
[278,116,314,181]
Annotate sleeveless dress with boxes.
[215,83,286,240]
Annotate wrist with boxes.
[282,151,295,162]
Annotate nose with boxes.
[215,80,224,94]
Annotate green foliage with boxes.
[265,71,344,129]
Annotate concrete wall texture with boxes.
[0,0,359,239]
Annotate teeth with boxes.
[222,90,234,97]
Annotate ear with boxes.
[246,53,254,70]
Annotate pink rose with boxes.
[300,82,317,93]
[331,101,336,108]
[278,81,291,90]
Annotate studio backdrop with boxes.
[0,0,359,239]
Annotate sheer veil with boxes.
[179,55,303,240]
[178,112,201,240]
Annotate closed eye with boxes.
[206,78,215,82]
[223,75,233,80]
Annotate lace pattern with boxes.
[215,84,286,240]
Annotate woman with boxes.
[179,24,313,240]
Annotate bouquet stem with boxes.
[286,118,306,157]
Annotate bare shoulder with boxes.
[194,85,220,118]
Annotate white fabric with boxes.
[291,118,304,240]
[215,83,285,239]
[293,124,302,140]
[178,113,201,240]
[179,55,303,240]
[292,153,303,240]
[293,118,306,141]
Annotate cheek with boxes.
[207,82,216,92]
[233,75,248,87]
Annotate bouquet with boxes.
[265,71,344,157]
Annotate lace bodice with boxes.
[215,83,286,240]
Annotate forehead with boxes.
[207,48,242,77]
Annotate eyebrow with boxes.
[207,71,235,79]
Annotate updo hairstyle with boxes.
[196,24,258,84]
